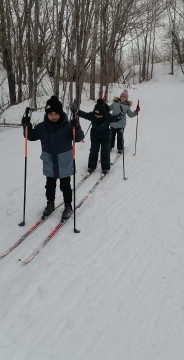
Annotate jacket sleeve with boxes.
[77,110,93,121]
[126,108,137,118]
[23,124,40,141]
[75,126,84,142]
[106,113,121,124]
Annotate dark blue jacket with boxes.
[24,113,84,179]
[77,110,121,138]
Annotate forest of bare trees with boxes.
[0,0,184,108]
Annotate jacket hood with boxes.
[113,97,132,107]
[44,112,68,130]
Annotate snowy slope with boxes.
[0,63,184,360]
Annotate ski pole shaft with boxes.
[19,107,37,226]
[84,123,91,138]
[19,108,29,226]
[120,106,127,180]
[73,127,76,228]
[23,126,28,219]
[71,100,80,233]
[72,126,80,233]
[133,100,139,156]
[81,123,92,144]
[122,136,127,180]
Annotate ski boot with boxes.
[42,201,55,217]
[61,204,72,221]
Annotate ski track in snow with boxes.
[1,64,184,359]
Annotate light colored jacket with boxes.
[109,97,137,129]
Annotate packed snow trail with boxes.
[1,64,184,360]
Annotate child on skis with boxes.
[109,89,140,153]
[21,96,84,220]
[71,98,123,174]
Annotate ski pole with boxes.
[84,123,91,138]
[120,106,127,180]
[71,100,80,233]
[122,135,127,180]
[81,122,92,144]
[19,107,30,226]
[102,90,107,101]
[133,100,140,156]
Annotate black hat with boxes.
[45,96,63,116]
[94,102,106,116]
[97,98,110,112]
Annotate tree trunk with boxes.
[90,0,99,100]
[0,0,16,105]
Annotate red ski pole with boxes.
[19,107,29,226]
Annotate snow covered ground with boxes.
[0,63,184,360]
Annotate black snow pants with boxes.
[45,176,72,205]
[110,127,124,151]
[88,128,111,171]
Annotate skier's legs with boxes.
[88,131,101,170]
[101,134,111,171]
[45,177,57,202]
[110,127,116,149]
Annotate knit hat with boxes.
[96,98,110,112]
[120,89,128,100]
[45,96,63,116]
[94,102,106,116]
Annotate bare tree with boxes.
[166,0,184,73]
[73,0,95,105]
[90,0,100,100]
[53,0,67,97]
[1,0,181,107]
[0,0,16,105]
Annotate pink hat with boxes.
[120,89,128,99]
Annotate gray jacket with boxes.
[109,97,137,129]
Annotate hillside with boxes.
[0,63,184,360]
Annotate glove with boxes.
[136,104,140,113]
[21,115,31,126]
[71,114,80,128]
[117,111,124,119]
[71,103,78,113]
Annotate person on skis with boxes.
[109,89,140,153]
[71,98,123,174]
[21,96,84,220]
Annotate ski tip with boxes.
[21,252,38,264]
[0,251,9,258]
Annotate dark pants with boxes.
[88,130,111,171]
[110,127,124,150]
[45,176,72,205]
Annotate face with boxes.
[47,112,60,123]
[120,96,127,102]
[95,114,103,119]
